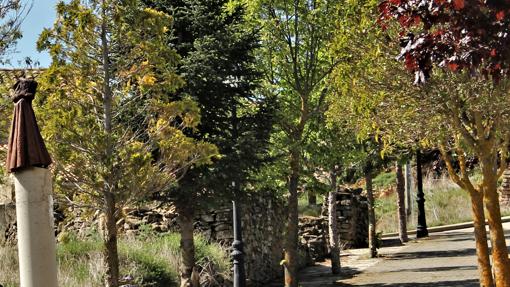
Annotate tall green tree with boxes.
[325,0,415,260]
[305,121,360,273]
[0,0,29,62]
[36,1,216,286]
[242,1,339,285]
[142,1,274,285]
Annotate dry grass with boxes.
[0,246,18,287]
[0,231,230,287]
[376,174,476,234]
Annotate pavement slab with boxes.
[293,221,510,287]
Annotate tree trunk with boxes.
[328,168,341,274]
[396,163,408,243]
[404,162,413,217]
[177,204,199,287]
[308,192,317,206]
[100,4,118,287]
[481,166,510,287]
[284,149,300,287]
[469,190,495,287]
[103,191,119,287]
[365,170,377,258]
[415,150,428,238]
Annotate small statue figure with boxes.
[6,77,52,172]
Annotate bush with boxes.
[298,194,324,217]
[373,171,396,190]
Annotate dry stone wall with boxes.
[64,194,287,287]
[0,181,16,245]
[500,168,510,206]
[0,183,368,287]
[299,189,368,263]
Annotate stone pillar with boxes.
[13,167,58,287]
[500,167,510,207]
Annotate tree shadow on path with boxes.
[384,248,476,260]
[335,278,479,287]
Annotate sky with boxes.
[4,0,57,68]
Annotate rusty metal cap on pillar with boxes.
[6,78,52,173]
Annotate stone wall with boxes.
[333,190,369,249]
[500,168,510,206]
[114,194,287,287]
[0,203,16,245]
[299,189,368,262]
[0,180,16,245]
[0,183,368,286]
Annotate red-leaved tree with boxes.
[379,2,510,286]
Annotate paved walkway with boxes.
[295,221,510,287]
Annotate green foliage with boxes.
[326,0,418,155]
[144,0,273,206]
[238,0,342,194]
[298,194,323,217]
[0,1,27,64]
[373,171,396,190]
[36,0,217,209]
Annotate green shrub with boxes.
[373,171,396,189]
[298,193,323,217]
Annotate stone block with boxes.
[0,181,14,205]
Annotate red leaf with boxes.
[447,62,459,71]
[453,0,465,10]
[434,0,446,4]
[405,54,417,71]
[495,63,502,70]
[413,15,421,25]
[496,10,505,21]
[432,29,445,37]
[389,0,401,4]
[491,49,497,57]
[398,15,410,27]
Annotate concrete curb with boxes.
[381,216,510,239]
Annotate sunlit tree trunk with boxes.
[103,191,119,287]
[404,162,412,217]
[177,204,200,287]
[365,169,377,258]
[396,163,408,243]
[328,167,341,274]
[469,190,495,287]
[285,146,300,287]
[441,147,495,287]
[101,3,118,285]
[481,156,510,287]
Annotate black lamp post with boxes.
[416,150,429,238]
[232,182,246,287]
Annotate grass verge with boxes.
[0,231,229,287]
